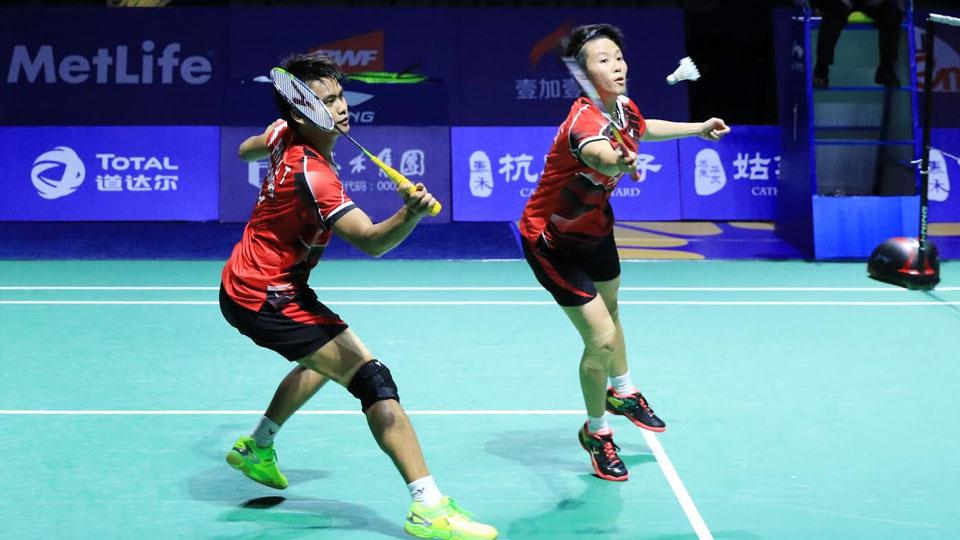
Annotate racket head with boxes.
[560,56,624,129]
[561,57,603,105]
[270,67,337,132]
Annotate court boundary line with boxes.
[642,430,714,540]
[3,300,959,306]
[3,285,958,292]
[0,409,584,415]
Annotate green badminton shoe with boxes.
[226,435,288,489]
[606,387,667,432]
[404,497,497,539]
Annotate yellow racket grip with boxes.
[610,128,640,181]
[368,154,442,216]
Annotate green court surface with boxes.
[1,260,958,540]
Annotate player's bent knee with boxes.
[586,329,617,356]
[347,359,400,412]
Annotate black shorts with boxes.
[219,285,348,361]
[522,233,621,307]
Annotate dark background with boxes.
[7,0,958,125]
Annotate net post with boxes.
[917,15,936,270]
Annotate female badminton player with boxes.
[519,24,730,481]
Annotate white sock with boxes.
[610,371,637,396]
[587,414,609,434]
[252,416,281,448]
[407,475,443,508]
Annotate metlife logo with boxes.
[6,41,213,85]
[0,8,225,124]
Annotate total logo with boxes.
[31,147,85,200]
[6,40,212,85]
[30,147,181,200]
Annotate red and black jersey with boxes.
[222,121,356,311]
[519,96,645,251]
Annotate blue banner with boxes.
[220,126,451,223]
[1,7,686,128]
[678,126,780,220]
[454,8,688,126]
[225,8,458,127]
[451,127,681,221]
[0,8,226,125]
[916,9,960,128]
[930,128,960,222]
[0,126,220,221]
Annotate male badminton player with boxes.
[219,53,496,539]
[519,24,730,481]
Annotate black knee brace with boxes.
[347,359,400,412]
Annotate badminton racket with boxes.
[270,67,441,216]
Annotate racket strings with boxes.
[270,68,336,131]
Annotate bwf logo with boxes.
[31,146,85,200]
[309,31,384,73]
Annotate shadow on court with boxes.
[188,468,406,539]
[485,428,658,538]
[187,424,407,540]
[214,496,409,540]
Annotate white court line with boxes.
[2,285,958,292]
[0,409,584,415]
[2,300,959,306]
[642,431,714,540]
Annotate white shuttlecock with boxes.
[666,57,700,85]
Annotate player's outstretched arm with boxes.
[238,119,284,162]
[332,183,437,258]
[580,140,637,177]
[642,118,731,142]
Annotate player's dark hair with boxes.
[272,53,343,126]
[561,24,625,66]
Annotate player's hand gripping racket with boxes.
[270,67,441,216]
[561,57,640,181]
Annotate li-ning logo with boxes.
[31,146,85,200]
[291,82,315,110]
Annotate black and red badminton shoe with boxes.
[605,387,666,432]
[578,423,628,481]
